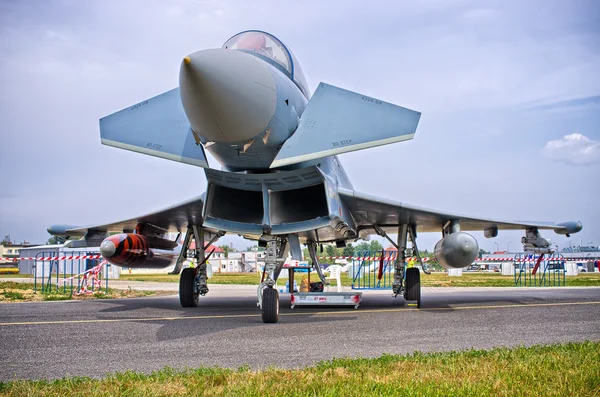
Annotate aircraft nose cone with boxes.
[179,48,276,143]
[100,239,116,258]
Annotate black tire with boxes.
[405,267,421,307]
[261,287,279,323]
[180,268,199,307]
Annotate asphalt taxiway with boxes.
[0,286,599,380]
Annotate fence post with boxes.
[33,257,38,293]
[40,253,45,293]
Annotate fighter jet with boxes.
[48,30,582,323]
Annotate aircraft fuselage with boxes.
[180,47,306,172]
[177,32,357,242]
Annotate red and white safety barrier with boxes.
[318,256,430,262]
[3,255,102,262]
[474,257,572,262]
[56,261,106,295]
[474,257,514,261]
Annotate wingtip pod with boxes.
[554,221,583,235]
[47,224,86,237]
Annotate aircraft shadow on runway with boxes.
[413,293,549,313]
[83,290,552,341]
[91,295,355,342]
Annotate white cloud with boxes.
[543,133,600,165]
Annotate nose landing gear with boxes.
[257,237,288,323]
[261,287,280,323]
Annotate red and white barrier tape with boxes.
[3,255,102,262]
[474,257,580,262]
[57,261,106,284]
[319,256,587,263]
[474,257,514,261]
[318,256,430,262]
[56,261,106,295]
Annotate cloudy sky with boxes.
[1,0,598,252]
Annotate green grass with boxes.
[1,341,598,396]
[0,281,160,302]
[2,290,25,300]
[563,273,600,286]
[119,271,600,288]
[0,273,29,278]
[1,281,32,292]
[7,270,598,293]
[41,293,73,301]
[120,272,262,285]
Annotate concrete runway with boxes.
[1,286,599,381]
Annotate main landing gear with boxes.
[180,267,199,307]
[404,267,421,308]
[373,223,424,308]
[176,225,224,308]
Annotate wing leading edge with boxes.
[100,88,209,168]
[271,83,420,168]
[49,195,207,237]
[338,188,582,236]
[50,189,581,241]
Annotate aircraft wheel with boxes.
[261,287,279,323]
[180,268,199,307]
[405,267,421,307]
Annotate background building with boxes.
[17,244,121,279]
[0,242,39,266]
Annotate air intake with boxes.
[205,185,264,224]
[270,184,329,224]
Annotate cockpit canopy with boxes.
[223,31,309,97]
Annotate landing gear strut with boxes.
[257,237,288,323]
[178,225,224,308]
[307,240,327,285]
[373,223,424,308]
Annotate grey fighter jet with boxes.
[48,31,582,323]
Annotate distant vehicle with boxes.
[546,261,565,271]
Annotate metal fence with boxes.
[351,250,397,290]
[32,251,110,295]
[513,253,566,287]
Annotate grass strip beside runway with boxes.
[119,271,600,287]
[1,341,598,396]
[0,281,159,302]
